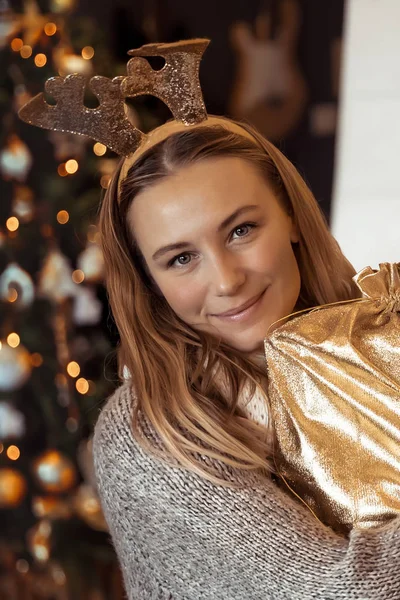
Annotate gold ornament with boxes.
[32,450,77,493]
[0,468,27,508]
[72,484,108,531]
[0,341,32,392]
[26,519,52,563]
[32,495,72,519]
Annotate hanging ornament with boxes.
[0,341,32,392]
[32,495,72,520]
[26,519,52,563]
[38,248,78,303]
[72,484,108,531]
[0,468,27,508]
[53,45,93,77]
[11,185,35,223]
[0,4,20,49]
[76,242,104,283]
[73,285,102,326]
[0,134,32,182]
[0,262,35,309]
[32,449,77,494]
[0,402,25,439]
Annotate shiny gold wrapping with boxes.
[263,263,400,533]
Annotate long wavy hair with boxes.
[98,117,359,486]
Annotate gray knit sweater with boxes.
[93,383,400,600]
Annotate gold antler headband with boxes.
[19,39,209,155]
[18,38,256,193]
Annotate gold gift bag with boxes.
[263,262,400,533]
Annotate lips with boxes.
[212,291,264,317]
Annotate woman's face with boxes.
[128,156,301,353]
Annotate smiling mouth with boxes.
[211,290,265,318]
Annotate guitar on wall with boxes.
[229,0,308,142]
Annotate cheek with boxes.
[157,277,204,317]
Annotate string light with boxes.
[93,142,106,156]
[31,353,43,367]
[7,445,21,461]
[67,361,80,377]
[20,45,33,59]
[11,38,23,52]
[57,210,69,224]
[44,22,57,36]
[7,288,18,303]
[76,378,89,394]
[100,175,111,189]
[7,333,20,348]
[57,163,68,177]
[65,159,78,174]
[34,53,47,67]
[6,217,19,232]
[81,46,94,60]
[72,269,84,284]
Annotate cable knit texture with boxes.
[93,382,400,600]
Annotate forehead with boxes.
[128,156,271,226]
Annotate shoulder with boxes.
[92,382,149,485]
[93,382,136,452]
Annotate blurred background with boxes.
[0,0,398,598]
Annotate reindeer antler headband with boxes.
[18,38,255,195]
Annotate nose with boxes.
[208,251,246,296]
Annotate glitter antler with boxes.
[122,39,210,125]
[18,39,210,156]
[18,74,144,156]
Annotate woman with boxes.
[93,116,400,599]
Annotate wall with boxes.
[332,0,400,270]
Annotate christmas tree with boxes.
[0,1,156,597]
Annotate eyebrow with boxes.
[151,204,260,262]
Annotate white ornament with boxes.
[0,402,25,438]
[77,243,104,283]
[0,342,32,392]
[0,135,32,182]
[38,249,78,303]
[73,285,102,326]
[0,262,35,308]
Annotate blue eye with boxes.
[167,222,257,269]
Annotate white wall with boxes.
[332,0,400,271]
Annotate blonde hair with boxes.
[98,117,359,486]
